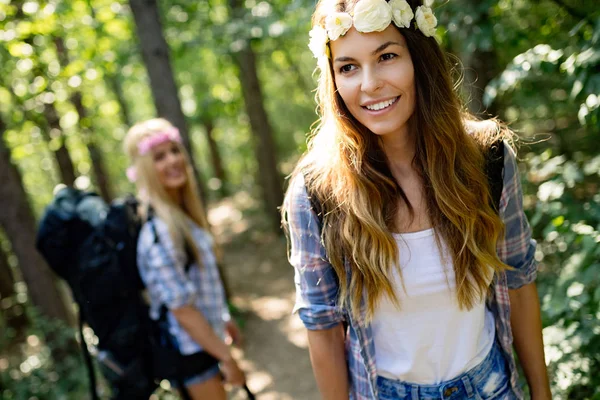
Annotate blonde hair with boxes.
[124,118,209,264]
[282,0,513,322]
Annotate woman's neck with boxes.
[381,129,417,179]
[166,188,184,208]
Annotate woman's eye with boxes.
[380,53,397,61]
[339,64,356,74]
[153,152,165,162]
[171,145,181,155]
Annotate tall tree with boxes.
[228,0,284,232]
[0,117,71,324]
[42,102,78,187]
[201,114,229,198]
[2,72,78,187]
[127,0,208,202]
[105,73,133,127]
[1,7,78,189]
[54,37,114,201]
[460,3,500,117]
[0,238,28,337]
[70,91,114,201]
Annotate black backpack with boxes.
[36,188,156,399]
[35,188,232,400]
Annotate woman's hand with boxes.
[225,320,243,347]
[221,357,246,386]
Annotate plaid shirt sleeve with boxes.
[286,174,345,330]
[497,143,538,289]
[137,218,198,310]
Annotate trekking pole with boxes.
[243,383,256,400]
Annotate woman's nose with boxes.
[361,67,383,94]
[165,151,180,165]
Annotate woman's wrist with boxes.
[220,353,235,364]
[530,384,552,400]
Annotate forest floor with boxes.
[208,192,319,400]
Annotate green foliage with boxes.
[0,309,92,399]
[523,149,600,399]
[437,1,599,394]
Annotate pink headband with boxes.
[137,127,182,155]
[126,127,182,182]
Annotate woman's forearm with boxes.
[508,282,552,399]
[171,305,232,362]
[307,323,349,400]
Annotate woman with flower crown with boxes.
[124,118,245,399]
[282,0,552,399]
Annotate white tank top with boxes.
[371,228,495,384]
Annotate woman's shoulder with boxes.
[285,172,313,211]
[464,118,499,135]
[138,216,169,249]
[464,118,515,149]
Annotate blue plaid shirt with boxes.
[286,143,537,399]
[137,216,229,355]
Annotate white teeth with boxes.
[365,97,397,111]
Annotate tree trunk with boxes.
[0,118,71,324]
[0,242,28,337]
[280,46,313,94]
[463,49,499,117]
[202,116,228,198]
[105,73,133,127]
[127,0,208,202]
[54,37,113,201]
[459,3,500,117]
[232,42,284,232]
[70,91,114,202]
[3,63,77,188]
[42,103,78,186]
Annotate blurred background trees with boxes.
[0,0,598,398]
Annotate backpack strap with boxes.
[244,384,257,399]
[147,208,194,272]
[485,140,505,213]
[177,379,193,400]
[78,310,100,400]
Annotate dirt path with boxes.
[209,195,319,400]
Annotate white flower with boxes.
[308,25,329,59]
[389,0,414,28]
[352,0,392,33]
[325,12,353,41]
[415,5,437,37]
[424,0,434,7]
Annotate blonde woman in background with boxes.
[124,118,244,399]
[282,0,552,399]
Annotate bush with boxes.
[523,149,600,399]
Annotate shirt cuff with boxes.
[297,305,345,330]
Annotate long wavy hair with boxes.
[124,118,209,265]
[282,0,513,322]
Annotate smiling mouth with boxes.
[363,96,400,111]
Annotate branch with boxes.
[549,0,594,27]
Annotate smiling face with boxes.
[330,25,416,138]
[150,140,188,191]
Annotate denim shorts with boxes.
[169,365,221,389]
[376,341,518,399]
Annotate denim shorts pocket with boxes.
[473,360,511,399]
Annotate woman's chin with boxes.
[163,176,187,190]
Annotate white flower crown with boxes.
[309,0,437,60]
